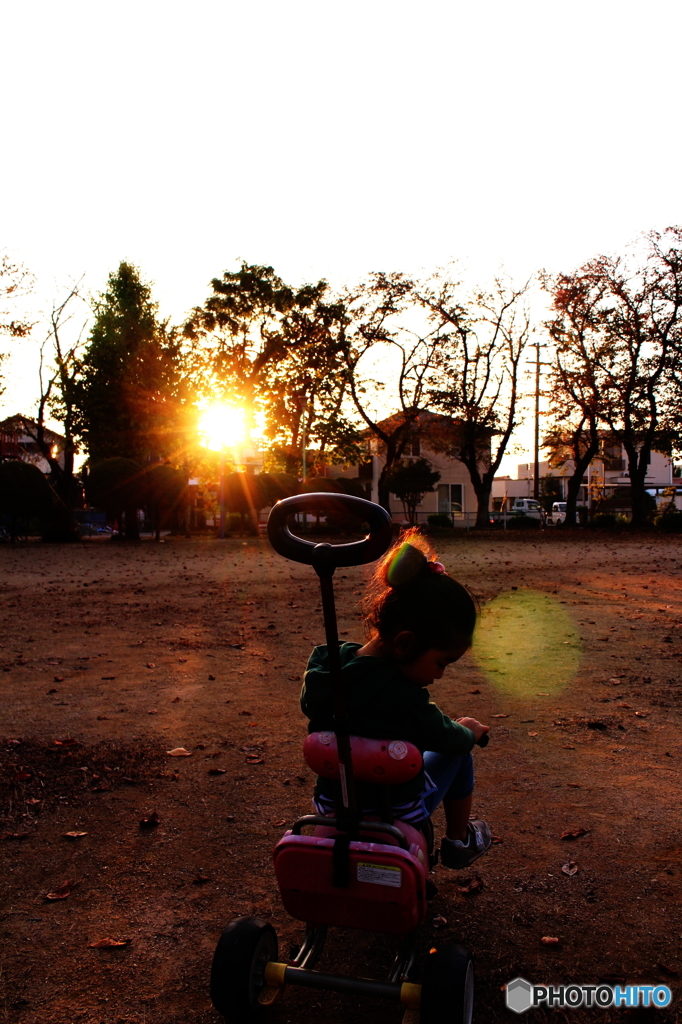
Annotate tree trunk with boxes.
[124,507,140,541]
[472,475,493,529]
[625,448,651,528]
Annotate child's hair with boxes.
[364,528,477,658]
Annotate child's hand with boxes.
[456,717,490,743]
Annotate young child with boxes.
[300,529,491,870]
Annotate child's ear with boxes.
[393,630,417,660]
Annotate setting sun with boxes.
[198,403,246,451]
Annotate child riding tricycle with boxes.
[210,493,491,1023]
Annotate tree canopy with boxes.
[74,262,190,464]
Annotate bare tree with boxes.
[21,281,89,505]
[417,273,532,527]
[545,228,682,527]
[0,253,34,393]
[340,272,447,510]
[541,272,604,526]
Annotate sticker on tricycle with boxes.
[356,863,402,887]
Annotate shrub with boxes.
[427,513,454,529]
[655,511,682,533]
[590,513,617,529]
[506,515,540,530]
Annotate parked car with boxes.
[549,501,567,524]
[490,497,545,524]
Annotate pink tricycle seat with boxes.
[273,734,429,935]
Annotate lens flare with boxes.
[473,589,581,698]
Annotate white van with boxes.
[510,498,544,520]
[549,502,567,524]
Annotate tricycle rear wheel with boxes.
[420,944,474,1023]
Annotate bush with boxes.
[589,513,618,529]
[506,515,540,530]
[427,513,453,529]
[655,511,682,533]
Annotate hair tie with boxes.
[386,543,446,588]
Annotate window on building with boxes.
[437,483,464,515]
[409,437,421,457]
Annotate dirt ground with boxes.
[1,530,681,1024]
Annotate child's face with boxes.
[396,637,470,687]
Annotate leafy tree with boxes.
[84,457,146,540]
[0,253,34,396]
[419,275,532,528]
[74,262,189,464]
[184,263,360,471]
[545,228,682,527]
[387,458,441,522]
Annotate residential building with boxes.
[0,415,65,474]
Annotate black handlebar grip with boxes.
[476,733,490,748]
[267,493,392,569]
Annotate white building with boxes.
[493,443,681,512]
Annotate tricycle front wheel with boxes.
[210,916,278,1019]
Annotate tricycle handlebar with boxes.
[267,493,392,570]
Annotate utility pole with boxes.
[533,340,541,502]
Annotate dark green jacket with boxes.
[300,642,475,807]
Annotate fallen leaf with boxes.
[457,874,484,894]
[541,936,560,945]
[92,783,111,792]
[567,783,580,788]
[90,937,130,948]
[288,676,300,681]
[166,748,192,756]
[147,663,156,669]
[657,963,679,976]
[47,687,57,693]
[26,797,41,805]
[619,703,632,708]
[635,711,649,718]
[53,676,64,682]
[147,710,158,715]
[246,756,264,765]
[536,692,550,696]
[239,711,252,717]
[491,835,504,844]
[171,696,181,703]
[560,828,590,840]
[12,771,32,782]
[561,860,579,876]
[469,688,481,694]
[562,745,576,750]
[432,914,448,927]
[139,811,160,829]
[272,819,287,827]
[101,676,116,680]
[491,713,509,719]
[2,832,29,840]
[608,678,622,685]
[528,731,538,737]
[208,767,227,775]
[63,831,88,839]
[45,880,73,900]
[208,674,216,681]
[54,738,78,746]
[193,873,211,884]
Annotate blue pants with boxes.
[418,751,475,819]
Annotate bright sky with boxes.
[2,0,680,474]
